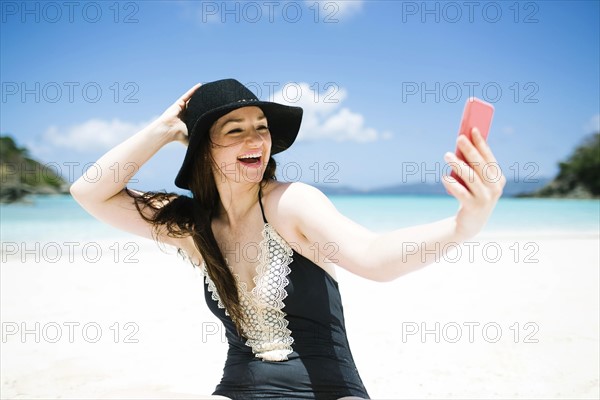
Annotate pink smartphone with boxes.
[449,97,495,189]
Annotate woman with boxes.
[70,79,505,399]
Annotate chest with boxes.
[219,230,338,291]
[212,221,296,294]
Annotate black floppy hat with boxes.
[174,79,303,190]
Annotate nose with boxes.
[247,127,266,147]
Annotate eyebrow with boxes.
[221,115,266,128]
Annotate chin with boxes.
[239,163,266,184]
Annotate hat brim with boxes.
[175,101,303,190]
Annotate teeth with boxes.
[238,153,262,159]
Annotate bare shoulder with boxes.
[262,181,329,220]
[262,180,327,205]
[260,180,334,247]
[264,180,377,280]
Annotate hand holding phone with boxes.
[449,97,495,190]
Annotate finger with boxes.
[469,128,506,188]
[471,127,498,165]
[457,133,488,187]
[178,82,203,106]
[441,172,471,203]
[444,151,484,198]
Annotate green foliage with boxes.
[556,132,600,196]
[1,135,66,202]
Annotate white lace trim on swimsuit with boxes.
[201,223,294,362]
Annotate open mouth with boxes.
[237,153,262,167]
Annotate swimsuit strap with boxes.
[258,186,268,224]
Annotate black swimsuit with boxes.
[200,188,370,399]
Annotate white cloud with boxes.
[306,0,364,19]
[35,80,385,157]
[583,114,600,133]
[41,116,158,153]
[272,82,390,142]
[181,1,364,25]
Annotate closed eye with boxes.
[226,125,269,135]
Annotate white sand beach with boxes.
[1,231,598,399]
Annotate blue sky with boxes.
[1,0,599,192]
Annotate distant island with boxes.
[314,177,554,197]
[514,132,599,199]
[0,135,69,203]
[1,132,598,203]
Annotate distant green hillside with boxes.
[0,135,68,203]
[517,132,600,199]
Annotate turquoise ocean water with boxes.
[1,194,598,243]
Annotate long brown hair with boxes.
[125,129,278,338]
